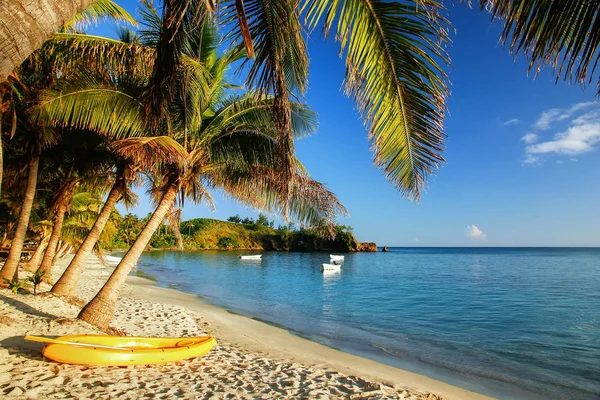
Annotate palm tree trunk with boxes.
[23,235,49,272]
[79,184,178,329]
[0,151,40,283]
[0,0,96,82]
[52,240,69,264]
[52,182,122,296]
[37,180,77,282]
[173,225,184,250]
[37,203,67,283]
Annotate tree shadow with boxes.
[0,336,47,360]
[0,293,58,319]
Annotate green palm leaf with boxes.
[303,0,450,200]
[61,0,137,32]
[478,0,600,91]
[36,72,149,140]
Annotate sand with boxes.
[0,254,494,399]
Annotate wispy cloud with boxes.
[522,103,600,165]
[534,102,595,130]
[504,118,520,126]
[526,112,600,156]
[520,133,538,144]
[466,225,487,240]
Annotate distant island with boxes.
[106,213,377,252]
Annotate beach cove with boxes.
[0,254,488,400]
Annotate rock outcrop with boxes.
[357,242,378,252]
[382,246,391,252]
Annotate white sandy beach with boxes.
[0,255,493,399]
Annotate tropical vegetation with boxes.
[0,0,346,330]
[1,0,598,333]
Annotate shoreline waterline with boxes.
[0,253,486,399]
[128,248,600,400]
[123,273,493,400]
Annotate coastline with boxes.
[0,254,492,399]
[124,274,492,400]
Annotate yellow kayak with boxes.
[25,335,216,366]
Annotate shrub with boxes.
[3,278,24,294]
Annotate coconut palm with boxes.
[37,7,345,327]
[4,0,600,199]
[51,162,137,296]
[476,0,600,93]
[32,130,115,282]
[0,1,135,284]
[78,111,344,329]
[0,0,134,81]
[28,0,451,201]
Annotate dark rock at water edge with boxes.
[381,246,391,252]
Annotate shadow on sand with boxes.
[0,293,58,319]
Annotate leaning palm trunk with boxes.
[37,204,68,282]
[79,184,178,329]
[0,150,40,282]
[37,181,77,282]
[172,224,184,250]
[23,235,49,272]
[0,0,97,82]
[52,240,70,264]
[52,183,122,296]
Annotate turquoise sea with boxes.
[127,248,600,399]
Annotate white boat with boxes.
[240,255,262,260]
[321,263,341,272]
[330,254,344,261]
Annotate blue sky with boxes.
[102,2,600,247]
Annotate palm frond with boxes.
[114,136,188,172]
[224,0,308,95]
[213,165,347,227]
[147,0,213,116]
[478,0,600,91]
[223,0,310,198]
[42,33,155,76]
[202,94,317,144]
[303,0,451,200]
[36,72,149,140]
[62,0,137,32]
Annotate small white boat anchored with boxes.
[330,254,344,263]
[321,263,341,272]
[240,255,262,260]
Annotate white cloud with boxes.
[520,133,538,143]
[504,118,520,126]
[534,102,596,130]
[526,118,600,156]
[522,103,600,165]
[466,225,487,240]
[522,153,542,166]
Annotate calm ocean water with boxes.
[128,248,600,399]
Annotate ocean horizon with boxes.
[123,247,600,400]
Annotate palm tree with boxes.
[167,208,185,250]
[476,0,600,93]
[0,0,134,81]
[37,4,344,328]
[33,130,114,282]
[4,1,600,199]
[51,162,137,296]
[0,1,135,284]
[79,121,344,329]
[29,0,451,201]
